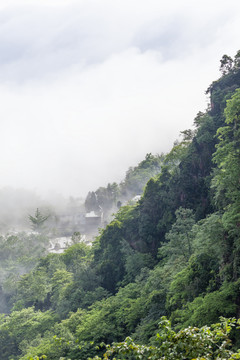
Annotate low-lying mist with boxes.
[0,187,83,234]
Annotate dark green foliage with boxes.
[85,191,101,213]
[94,220,126,293]
[167,253,219,315]
[2,52,240,360]
[29,208,50,233]
[176,114,217,219]
[115,205,140,251]
[207,50,240,122]
[220,54,233,75]
[95,183,119,214]
[122,245,154,285]
[120,153,164,199]
[138,168,176,256]
[173,281,240,329]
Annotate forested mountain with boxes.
[84,152,164,223]
[1,51,240,359]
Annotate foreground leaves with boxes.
[89,317,240,360]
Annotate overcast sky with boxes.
[0,0,240,198]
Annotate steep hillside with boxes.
[1,51,240,360]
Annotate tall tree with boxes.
[28,208,49,233]
[159,207,195,264]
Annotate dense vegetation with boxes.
[1,51,240,359]
[84,152,164,222]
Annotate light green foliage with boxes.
[167,253,219,315]
[13,243,103,316]
[0,307,56,360]
[61,241,91,273]
[50,269,73,311]
[19,309,94,360]
[164,127,197,170]
[58,242,105,314]
[0,232,48,270]
[212,88,240,209]
[12,254,65,311]
[212,88,240,278]
[159,207,195,265]
[71,264,166,347]
[164,213,227,326]
[163,140,189,169]
[14,267,52,310]
[0,232,49,313]
[90,317,240,360]
[74,281,144,345]
[192,212,224,260]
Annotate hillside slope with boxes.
[1,51,240,360]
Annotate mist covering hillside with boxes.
[0,52,240,359]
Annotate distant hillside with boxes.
[84,152,164,222]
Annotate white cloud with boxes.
[0,0,240,197]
